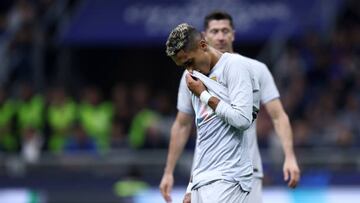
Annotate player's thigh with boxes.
[247,177,263,203]
[193,180,249,203]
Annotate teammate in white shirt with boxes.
[161,23,259,203]
[160,11,300,203]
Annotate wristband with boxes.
[186,182,193,193]
[200,91,211,104]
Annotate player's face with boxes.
[171,41,211,75]
[204,19,234,53]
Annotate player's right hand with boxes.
[183,192,191,203]
[185,73,206,97]
[159,173,174,203]
[283,156,301,188]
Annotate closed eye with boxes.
[182,59,193,68]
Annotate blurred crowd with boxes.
[0,0,181,163]
[0,82,176,162]
[0,0,63,85]
[258,1,360,151]
[0,0,359,164]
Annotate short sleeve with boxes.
[259,65,280,104]
[177,71,194,115]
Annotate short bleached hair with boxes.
[165,23,201,57]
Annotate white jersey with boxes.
[178,53,280,187]
[177,53,260,192]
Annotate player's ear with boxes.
[199,39,208,51]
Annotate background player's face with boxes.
[204,19,234,53]
[171,41,211,75]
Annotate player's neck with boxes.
[209,47,223,71]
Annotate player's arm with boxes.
[259,63,300,188]
[264,99,300,188]
[186,60,253,130]
[160,111,193,203]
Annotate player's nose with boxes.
[216,32,226,41]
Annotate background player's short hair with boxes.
[165,23,201,57]
[204,11,234,30]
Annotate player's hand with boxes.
[183,192,191,203]
[185,74,206,97]
[159,173,174,202]
[283,156,300,188]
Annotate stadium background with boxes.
[0,0,359,202]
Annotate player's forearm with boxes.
[164,121,192,174]
[273,112,295,158]
[207,96,252,130]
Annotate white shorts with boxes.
[246,177,263,203]
[191,180,249,203]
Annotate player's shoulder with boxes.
[221,53,249,71]
[179,70,189,88]
[234,53,267,68]
[224,52,245,63]
[234,53,273,79]
[221,53,246,72]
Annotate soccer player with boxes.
[160,23,259,203]
[160,11,300,203]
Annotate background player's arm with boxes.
[265,99,300,188]
[160,111,193,202]
[259,63,300,188]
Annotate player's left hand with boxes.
[283,156,301,188]
[185,73,206,97]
